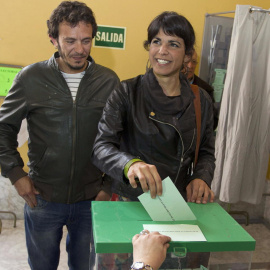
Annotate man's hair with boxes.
[143,11,195,55]
[47,1,97,39]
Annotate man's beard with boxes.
[58,45,86,71]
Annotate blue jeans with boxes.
[24,195,93,270]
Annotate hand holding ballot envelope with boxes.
[127,161,163,198]
[128,162,214,203]
[138,177,207,242]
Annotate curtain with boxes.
[212,5,270,204]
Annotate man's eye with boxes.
[82,40,91,45]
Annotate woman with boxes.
[92,11,215,204]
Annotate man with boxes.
[185,50,215,100]
[0,1,119,270]
[185,50,218,129]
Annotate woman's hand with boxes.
[127,162,162,198]
[186,178,214,203]
[132,230,171,270]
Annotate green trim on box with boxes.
[92,201,256,254]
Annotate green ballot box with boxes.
[91,201,255,270]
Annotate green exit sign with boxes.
[94,25,126,49]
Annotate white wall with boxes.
[0,176,25,220]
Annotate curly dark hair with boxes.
[47,1,97,39]
[143,11,195,55]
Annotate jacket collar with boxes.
[48,52,95,74]
[143,69,195,117]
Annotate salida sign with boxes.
[94,25,126,49]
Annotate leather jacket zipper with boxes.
[186,130,196,175]
[149,116,185,184]
[66,75,86,203]
[56,67,82,203]
[67,101,77,203]
[175,128,195,179]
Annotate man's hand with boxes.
[186,178,214,204]
[95,190,111,201]
[14,176,39,208]
[127,162,162,199]
[132,231,171,270]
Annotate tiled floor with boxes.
[0,220,270,269]
[0,220,68,270]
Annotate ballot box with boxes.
[91,201,255,270]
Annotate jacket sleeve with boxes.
[92,83,136,183]
[188,89,216,187]
[0,74,28,183]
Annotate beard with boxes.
[58,44,87,72]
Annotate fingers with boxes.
[26,194,38,208]
[151,170,162,197]
[33,188,40,195]
[128,174,138,189]
[145,171,157,199]
[208,189,215,203]
[186,179,215,204]
[133,231,171,246]
[140,229,150,235]
[201,188,215,204]
[158,234,171,245]
[132,231,171,270]
[137,170,151,194]
[186,185,192,202]
[128,162,162,198]
[132,230,153,243]
[132,234,140,243]
[192,184,204,204]
[14,176,38,208]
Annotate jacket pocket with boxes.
[29,145,48,172]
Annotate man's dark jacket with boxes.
[0,53,120,203]
[92,70,215,201]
